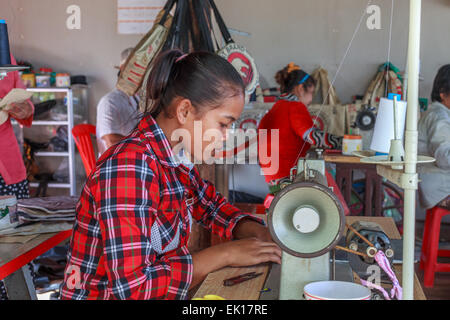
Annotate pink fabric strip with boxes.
[360,279,391,300]
[374,251,403,300]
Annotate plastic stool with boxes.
[419,205,450,288]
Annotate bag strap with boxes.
[208,0,233,45]
[160,0,177,26]
[191,0,214,52]
[198,0,215,52]
[203,0,220,51]
[163,0,181,50]
[172,0,187,49]
[179,1,190,52]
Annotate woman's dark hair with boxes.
[144,49,245,118]
[431,64,450,103]
[275,64,316,94]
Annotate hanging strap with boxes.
[172,0,186,49]
[203,0,220,51]
[163,0,181,50]
[208,0,233,45]
[198,0,215,52]
[159,0,177,26]
[179,0,190,52]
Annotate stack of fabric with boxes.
[15,196,77,224]
[0,196,76,239]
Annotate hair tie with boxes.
[176,53,188,63]
[287,62,300,74]
[298,74,310,85]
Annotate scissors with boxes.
[223,272,264,287]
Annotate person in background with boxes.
[96,47,141,155]
[0,54,34,300]
[418,64,450,210]
[258,63,343,190]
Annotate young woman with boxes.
[258,63,343,192]
[418,64,450,210]
[61,50,281,300]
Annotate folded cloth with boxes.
[17,213,75,224]
[16,207,75,223]
[17,196,78,214]
[0,215,73,237]
[14,196,77,226]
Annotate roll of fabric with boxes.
[0,20,11,66]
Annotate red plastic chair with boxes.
[72,124,97,176]
[419,205,450,287]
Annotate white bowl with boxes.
[304,281,371,300]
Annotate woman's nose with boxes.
[222,129,229,142]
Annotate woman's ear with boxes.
[293,84,303,98]
[175,98,194,125]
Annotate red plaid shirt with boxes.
[61,115,264,300]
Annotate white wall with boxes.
[216,0,450,102]
[3,0,450,122]
[2,0,142,124]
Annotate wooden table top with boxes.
[0,230,71,279]
[323,154,362,164]
[193,216,426,300]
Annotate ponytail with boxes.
[145,49,245,118]
[275,63,316,94]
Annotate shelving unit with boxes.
[25,88,76,196]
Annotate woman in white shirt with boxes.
[418,64,450,209]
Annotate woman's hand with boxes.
[233,218,273,242]
[6,101,33,120]
[190,237,282,288]
[220,237,282,267]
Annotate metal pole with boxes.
[403,0,421,300]
[67,89,76,196]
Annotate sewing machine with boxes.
[267,150,395,300]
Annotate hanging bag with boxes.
[308,67,346,136]
[209,0,259,96]
[116,0,176,96]
[362,62,403,109]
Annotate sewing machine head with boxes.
[267,154,394,300]
[267,156,346,299]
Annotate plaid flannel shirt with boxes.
[61,115,264,300]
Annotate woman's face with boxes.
[180,95,245,163]
[294,84,315,106]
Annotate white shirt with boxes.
[417,101,450,208]
[96,89,140,155]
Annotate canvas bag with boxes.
[116,1,175,96]
[362,62,403,109]
[209,0,259,96]
[308,67,346,136]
